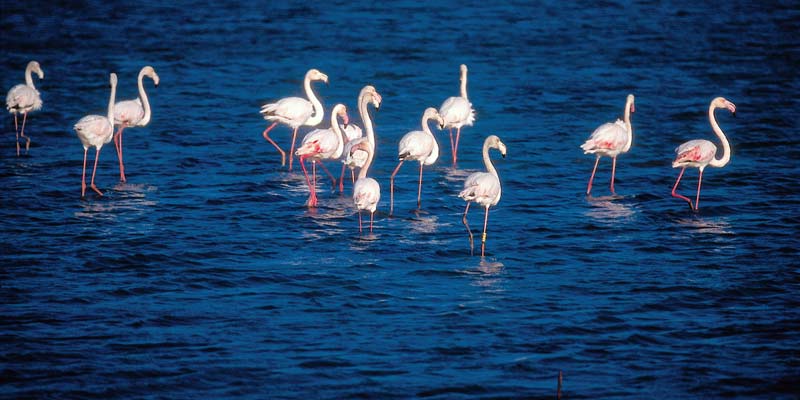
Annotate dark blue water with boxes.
[2,1,799,398]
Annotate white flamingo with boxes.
[295,104,350,207]
[352,86,382,233]
[341,86,381,192]
[260,68,328,171]
[389,107,444,215]
[439,64,475,166]
[113,66,160,183]
[6,60,44,156]
[671,97,736,210]
[74,73,118,198]
[580,94,635,196]
[459,135,507,257]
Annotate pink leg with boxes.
[417,162,424,209]
[13,113,19,156]
[448,128,455,165]
[481,205,490,257]
[20,112,30,154]
[671,167,693,209]
[261,122,286,166]
[454,126,462,166]
[357,210,363,233]
[586,156,600,196]
[288,127,299,171]
[311,161,318,206]
[610,156,617,195]
[299,156,316,207]
[339,163,346,193]
[369,211,374,233]
[81,148,88,197]
[89,148,104,196]
[114,125,127,182]
[462,202,473,255]
[351,169,355,184]
[317,160,337,190]
[389,160,404,216]
[695,168,704,210]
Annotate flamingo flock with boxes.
[3,60,739,256]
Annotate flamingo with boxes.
[459,135,506,257]
[113,66,160,183]
[74,73,118,197]
[671,97,736,210]
[6,60,44,156]
[295,104,350,207]
[439,64,475,166]
[259,68,328,171]
[389,107,444,215]
[580,94,635,196]
[341,85,381,192]
[352,86,382,233]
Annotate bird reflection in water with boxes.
[585,198,635,222]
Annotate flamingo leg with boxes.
[671,167,693,209]
[695,168,704,210]
[389,160,404,216]
[338,163,346,193]
[317,160,337,191]
[448,128,455,165]
[481,205,490,257]
[369,211,374,233]
[357,210,363,233]
[454,126,462,166]
[113,125,127,182]
[89,148,104,196]
[350,168,355,184]
[417,162,424,210]
[462,202,474,255]
[288,126,299,171]
[586,155,600,196]
[20,112,30,154]
[261,122,286,167]
[299,156,316,207]
[610,156,617,195]
[81,147,88,197]
[13,113,19,156]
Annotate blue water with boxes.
[2,1,799,398]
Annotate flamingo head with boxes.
[488,135,507,158]
[460,64,468,79]
[333,104,349,127]
[627,94,635,114]
[30,61,44,79]
[423,107,444,129]
[109,72,118,87]
[142,66,160,87]
[308,69,329,84]
[713,97,736,116]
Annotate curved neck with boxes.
[459,69,468,100]
[304,76,324,126]
[358,96,376,179]
[137,69,153,126]
[24,64,36,89]
[483,141,498,178]
[107,81,118,124]
[331,109,345,157]
[621,97,633,152]
[708,104,731,167]
[422,114,439,159]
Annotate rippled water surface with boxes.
[2,1,799,398]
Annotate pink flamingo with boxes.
[113,66,159,183]
[580,94,635,196]
[295,104,350,207]
[5,61,44,156]
[439,64,475,166]
[389,107,445,215]
[352,86,382,233]
[671,97,736,210]
[259,69,328,171]
[74,73,118,197]
[341,86,382,193]
[459,135,506,257]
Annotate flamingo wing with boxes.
[74,115,113,148]
[398,130,433,160]
[439,96,475,128]
[260,96,313,126]
[580,119,628,154]
[459,172,501,206]
[354,177,380,212]
[344,137,370,169]
[6,84,42,113]
[114,98,144,126]
[674,139,716,165]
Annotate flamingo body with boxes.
[672,139,717,169]
[354,177,380,213]
[398,129,438,165]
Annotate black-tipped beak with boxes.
[732,111,736,117]
[502,154,506,159]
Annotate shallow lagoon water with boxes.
[2,1,799,398]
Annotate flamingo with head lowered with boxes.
[389,107,445,215]
[6,61,44,156]
[295,104,350,207]
[580,94,635,197]
[459,135,506,257]
[74,73,118,198]
[260,68,328,171]
[671,97,736,210]
[113,65,160,182]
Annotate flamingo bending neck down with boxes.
[113,66,159,183]
[352,86,382,233]
[389,107,445,216]
[6,60,44,156]
[295,104,350,207]
[459,135,506,257]
[671,97,736,210]
[74,73,118,197]
[580,94,635,197]
[260,68,327,171]
[439,64,475,166]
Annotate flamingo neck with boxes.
[422,113,439,161]
[331,107,345,159]
[708,103,731,167]
[358,94,376,179]
[24,63,36,88]
[621,96,633,152]
[460,68,468,100]
[107,80,118,126]
[137,69,153,126]
[304,76,324,126]
[483,140,498,178]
